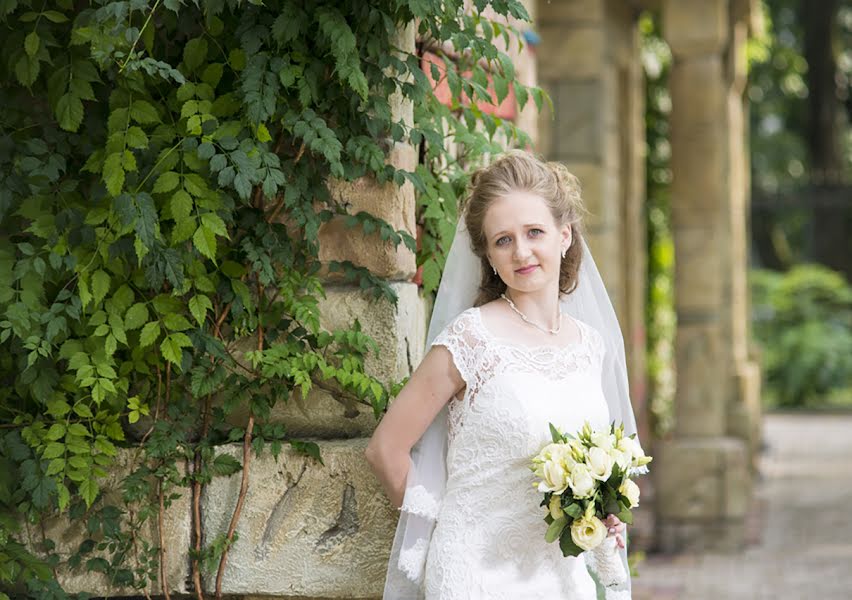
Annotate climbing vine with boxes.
[0,0,541,597]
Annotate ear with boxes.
[561,222,573,249]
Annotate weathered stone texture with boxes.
[202,439,396,598]
[24,450,192,596]
[319,174,416,281]
[226,284,429,439]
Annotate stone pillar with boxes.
[536,0,648,434]
[654,0,754,552]
[536,0,623,308]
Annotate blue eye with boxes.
[530,228,544,236]
[496,236,510,246]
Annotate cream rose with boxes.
[538,458,570,494]
[591,431,615,451]
[619,478,641,508]
[609,448,631,472]
[570,514,607,551]
[586,446,614,482]
[567,463,596,499]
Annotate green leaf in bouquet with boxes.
[565,502,583,519]
[544,513,554,525]
[559,527,584,557]
[548,422,563,443]
[545,515,568,544]
[617,506,633,525]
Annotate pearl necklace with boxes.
[499,293,562,335]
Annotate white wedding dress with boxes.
[420,306,613,599]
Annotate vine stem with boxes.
[191,390,212,600]
[157,476,171,600]
[119,0,162,73]
[214,412,254,600]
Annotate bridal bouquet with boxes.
[530,421,652,586]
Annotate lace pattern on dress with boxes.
[398,537,430,583]
[400,484,440,520]
[430,307,606,443]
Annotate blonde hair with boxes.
[462,151,586,306]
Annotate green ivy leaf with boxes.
[163,313,192,331]
[189,295,212,326]
[24,31,39,57]
[125,303,149,330]
[153,171,181,194]
[126,126,149,149]
[192,224,217,261]
[139,321,161,348]
[130,99,159,124]
[79,477,99,507]
[103,153,125,196]
[183,37,208,72]
[160,333,192,366]
[91,270,110,306]
[43,442,65,460]
[56,93,84,132]
[211,453,242,476]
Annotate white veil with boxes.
[382,216,642,599]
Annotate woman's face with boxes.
[481,190,572,294]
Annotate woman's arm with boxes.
[365,344,464,508]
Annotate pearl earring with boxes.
[561,247,567,259]
[492,265,497,274]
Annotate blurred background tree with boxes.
[747,0,852,409]
[643,0,852,424]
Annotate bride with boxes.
[366,151,642,599]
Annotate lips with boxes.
[515,264,538,274]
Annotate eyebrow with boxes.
[491,223,547,240]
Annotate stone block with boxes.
[202,439,397,598]
[671,224,725,313]
[320,166,417,281]
[663,0,728,57]
[225,284,429,440]
[553,80,603,161]
[673,322,727,436]
[318,283,429,384]
[24,450,191,596]
[654,436,750,522]
[538,26,605,80]
[536,0,605,23]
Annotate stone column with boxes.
[536,0,648,434]
[654,0,753,552]
[536,0,623,307]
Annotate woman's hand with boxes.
[604,514,626,549]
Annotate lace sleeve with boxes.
[429,308,482,391]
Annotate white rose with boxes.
[623,436,649,467]
[591,431,615,451]
[609,448,631,472]
[586,446,614,482]
[619,478,641,508]
[567,463,596,499]
[538,458,570,494]
[570,514,607,551]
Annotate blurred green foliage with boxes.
[751,265,852,408]
[640,12,675,436]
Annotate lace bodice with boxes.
[406,306,623,599]
[432,306,606,443]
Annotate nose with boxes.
[513,240,532,261]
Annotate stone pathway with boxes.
[632,413,852,600]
